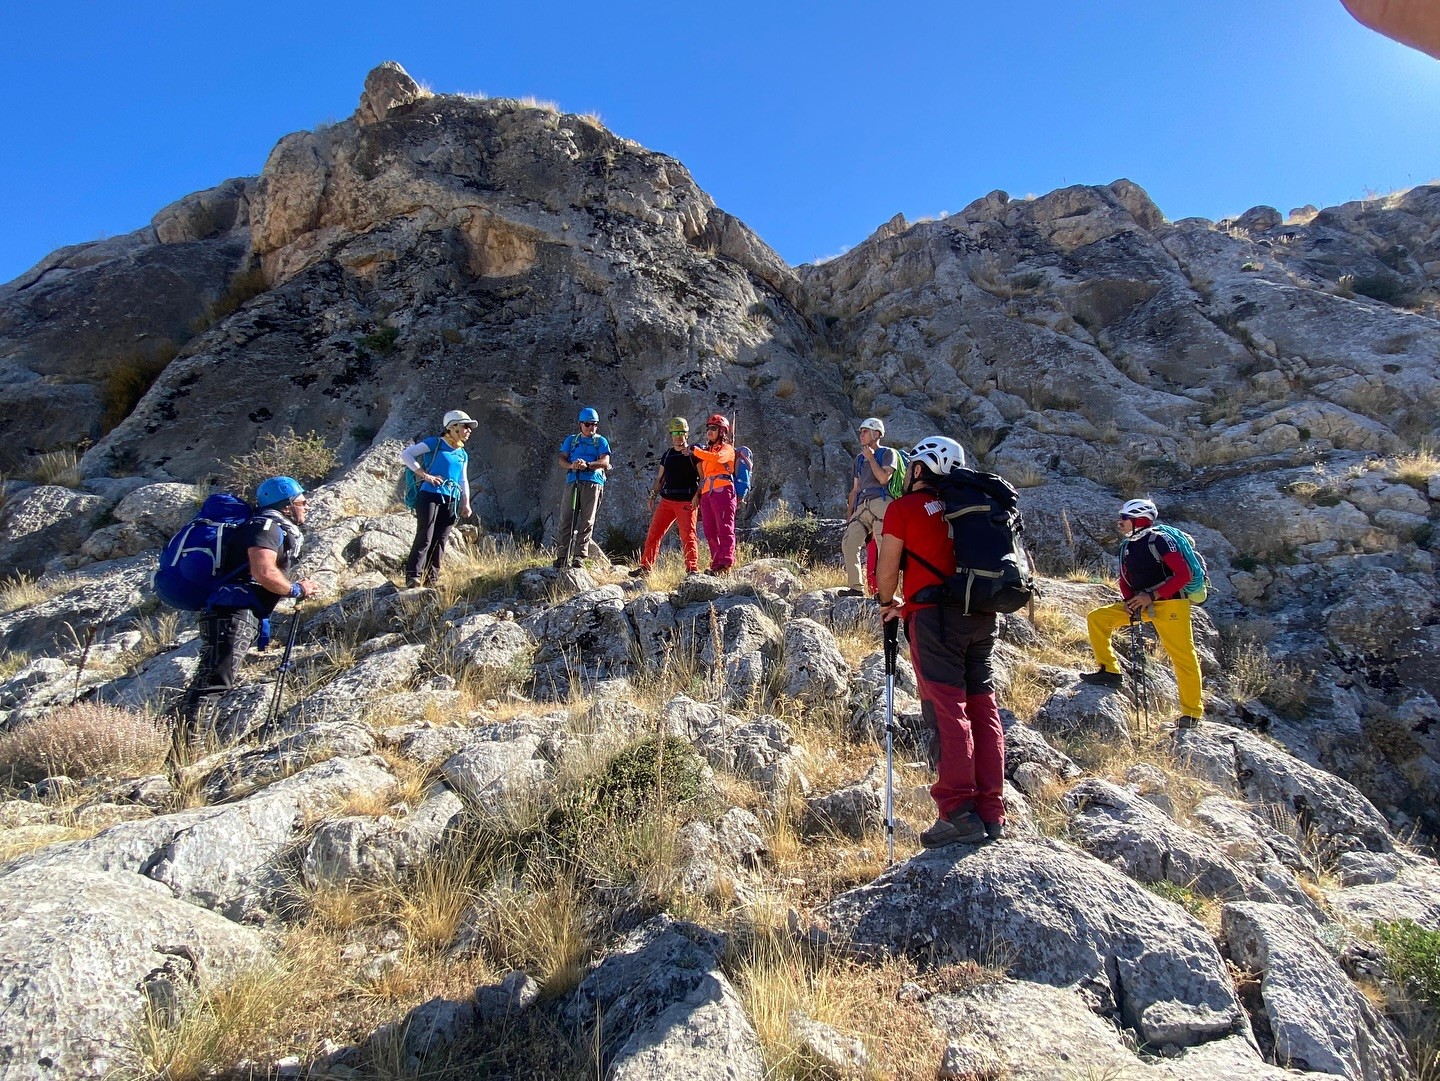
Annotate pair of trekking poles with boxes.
[259,603,303,738]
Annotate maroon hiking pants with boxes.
[906,606,1006,826]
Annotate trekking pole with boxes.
[263,604,303,736]
[561,479,580,568]
[883,617,899,865]
[1128,614,1150,736]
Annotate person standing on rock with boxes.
[554,407,611,569]
[1080,498,1204,727]
[174,476,317,758]
[400,409,476,588]
[840,417,899,597]
[635,416,701,578]
[691,413,738,575]
[875,436,1005,848]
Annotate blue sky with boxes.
[2,0,1437,284]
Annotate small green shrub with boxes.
[359,324,400,354]
[747,301,776,320]
[219,429,339,502]
[1377,920,1440,1009]
[1232,555,1259,572]
[543,736,705,853]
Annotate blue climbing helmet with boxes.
[578,407,600,424]
[256,476,305,509]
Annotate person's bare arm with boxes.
[248,547,316,598]
[876,534,905,621]
[1342,0,1440,58]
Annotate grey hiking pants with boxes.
[556,481,603,565]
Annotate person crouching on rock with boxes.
[875,437,1005,847]
[635,416,701,578]
[1080,498,1205,728]
[691,413,738,575]
[175,476,317,757]
[400,410,477,588]
[554,407,612,569]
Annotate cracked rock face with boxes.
[0,863,271,1081]
[823,838,1247,1048]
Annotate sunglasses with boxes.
[580,421,598,427]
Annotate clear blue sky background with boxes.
[2,0,1436,284]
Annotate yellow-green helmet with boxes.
[668,417,689,435]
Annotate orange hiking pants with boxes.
[641,498,698,572]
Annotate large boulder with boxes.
[0,862,270,1081]
[564,915,765,1081]
[0,554,156,657]
[823,839,1247,1047]
[1173,724,1394,857]
[929,979,1303,1080]
[15,755,395,922]
[1222,901,1411,1080]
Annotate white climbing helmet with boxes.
[443,409,478,429]
[1120,498,1159,521]
[858,417,885,436]
[909,436,966,475]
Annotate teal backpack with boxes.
[1126,523,1209,603]
[403,438,442,511]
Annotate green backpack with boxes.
[886,447,910,500]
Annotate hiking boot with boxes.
[920,810,987,848]
[405,577,421,589]
[838,587,864,598]
[630,567,648,578]
[984,821,1005,841]
[1174,715,1202,729]
[1079,668,1123,689]
[570,559,583,569]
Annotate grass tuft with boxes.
[0,702,169,786]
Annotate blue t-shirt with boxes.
[561,433,611,486]
[854,446,897,501]
[417,437,468,500]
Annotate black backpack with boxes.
[906,468,1036,614]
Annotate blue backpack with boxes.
[153,493,253,611]
[734,446,753,500]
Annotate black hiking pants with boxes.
[178,607,260,735]
[405,491,458,585]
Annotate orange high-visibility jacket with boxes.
[691,443,735,494]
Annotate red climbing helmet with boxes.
[705,413,730,433]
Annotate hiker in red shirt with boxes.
[875,436,1005,847]
[692,413,737,574]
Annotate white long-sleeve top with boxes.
[400,438,471,509]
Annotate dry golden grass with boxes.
[123,918,496,1081]
[26,448,83,488]
[728,920,950,1080]
[0,650,29,680]
[1390,444,1440,490]
[0,573,70,615]
[0,703,169,786]
[0,818,102,864]
[430,534,552,609]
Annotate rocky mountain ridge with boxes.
[0,60,1438,1078]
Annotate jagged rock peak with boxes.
[355,61,427,127]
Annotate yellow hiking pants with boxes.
[1087,598,1203,718]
